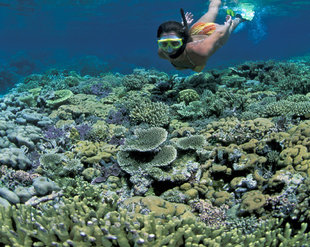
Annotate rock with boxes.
[0,197,11,208]
[14,186,35,203]
[33,177,61,196]
[22,112,41,124]
[0,187,20,204]
[0,148,32,170]
[15,118,27,125]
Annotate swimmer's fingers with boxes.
[185,12,194,25]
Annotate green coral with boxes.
[122,127,167,152]
[46,89,73,108]
[39,153,65,178]
[32,176,61,196]
[72,141,118,164]
[0,199,310,246]
[122,73,148,90]
[240,190,267,214]
[117,127,178,194]
[177,89,200,105]
[175,135,206,150]
[264,100,310,117]
[118,145,177,173]
[221,74,247,88]
[64,76,80,87]
[130,101,170,127]
[39,154,83,178]
[117,127,177,174]
[182,72,215,90]
[18,87,42,107]
[172,101,205,119]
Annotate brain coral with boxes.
[177,89,200,105]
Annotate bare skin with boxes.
[158,0,242,72]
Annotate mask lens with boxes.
[159,42,169,48]
[158,38,183,51]
[171,40,182,48]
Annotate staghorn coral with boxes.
[1,194,310,246]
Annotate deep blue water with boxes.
[0,0,309,93]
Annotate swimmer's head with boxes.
[157,21,190,44]
[157,21,189,57]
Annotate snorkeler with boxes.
[157,0,246,72]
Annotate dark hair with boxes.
[157,21,190,43]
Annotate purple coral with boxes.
[91,161,122,184]
[76,124,92,140]
[90,83,112,99]
[106,107,129,125]
[44,125,65,139]
[108,136,125,146]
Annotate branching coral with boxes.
[130,101,170,127]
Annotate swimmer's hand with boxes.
[182,12,194,25]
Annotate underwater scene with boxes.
[0,0,310,246]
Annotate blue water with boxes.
[0,0,309,93]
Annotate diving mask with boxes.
[158,37,183,52]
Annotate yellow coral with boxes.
[73,141,119,164]
[122,196,195,220]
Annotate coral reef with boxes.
[1,60,310,246]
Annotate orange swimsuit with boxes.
[190,22,217,36]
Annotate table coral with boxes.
[122,127,167,152]
[46,89,73,108]
[117,127,179,194]
[174,135,206,150]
